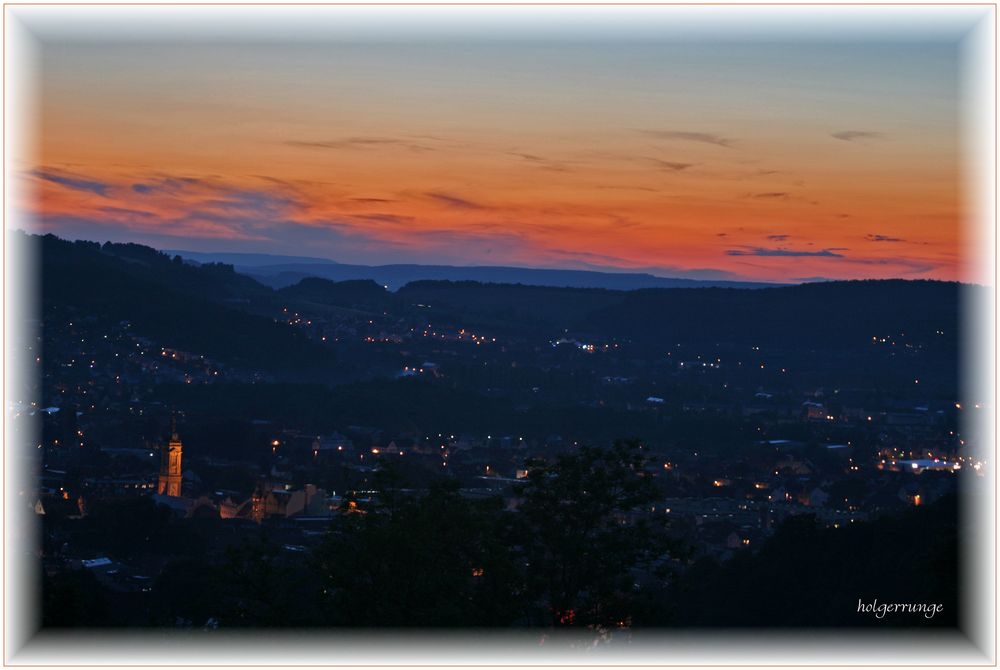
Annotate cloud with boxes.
[746,192,789,200]
[638,130,733,148]
[729,245,941,277]
[131,177,200,195]
[866,234,905,242]
[796,254,941,278]
[645,158,694,171]
[34,211,263,243]
[726,247,846,258]
[285,137,434,152]
[98,206,159,219]
[425,192,489,210]
[591,184,660,193]
[508,152,571,172]
[32,169,111,197]
[353,213,417,225]
[844,257,939,274]
[27,163,943,283]
[199,188,300,219]
[31,168,317,244]
[831,131,885,143]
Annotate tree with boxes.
[313,441,676,628]
[217,534,325,627]
[664,494,958,627]
[314,478,524,627]
[515,439,672,628]
[42,568,112,627]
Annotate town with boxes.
[19,232,974,628]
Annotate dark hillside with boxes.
[22,232,339,379]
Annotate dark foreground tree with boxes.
[314,478,525,626]
[663,493,959,627]
[42,568,112,627]
[313,440,675,628]
[515,439,674,627]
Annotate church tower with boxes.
[157,416,183,497]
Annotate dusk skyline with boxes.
[18,22,973,283]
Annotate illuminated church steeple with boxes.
[157,415,183,497]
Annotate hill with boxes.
[23,232,970,390]
[391,278,966,351]
[165,249,780,291]
[17,232,340,379]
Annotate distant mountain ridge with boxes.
[161,250,339,267]
[164,249,785,291]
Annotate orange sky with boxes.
[18,39,971,283]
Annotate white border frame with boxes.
[3,4,996,667]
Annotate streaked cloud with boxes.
[97,206,159,220]
[800,255,941,277]
[645,158,694,172]
[866,233,905,242]
[746,192,790,200]
[831,130,885,143]
[425,192,489,210]
[32,168,111,197]
[726,246,846,258]
[639,130,733,148]
[131,177,200,195]
[354,213,417,225]
[200,188,300,218]
[285,137,434,152]
[845,256,939,274]
[509,153,571,172]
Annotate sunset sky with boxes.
[14,7,983,283]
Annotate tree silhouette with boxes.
[515,439,672,627]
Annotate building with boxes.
[157,417,183,497]
[247,480,331,522]
[82,475,157,498]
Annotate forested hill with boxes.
[19,232,340,379]
[396,278,967,350]
[583,279,964,350]
[21,231,972,378]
